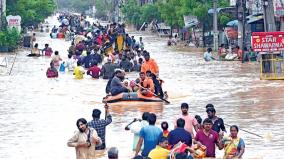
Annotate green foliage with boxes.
[122,0,161,26]
[0,28,21,49]
[94,0,114,19]
[121,0,232,30]
[157,0,183,27]
[121,0,142,26]
[219,14,231,27]
[6,28,21,48]
[7,0,56,27]
[140,4,161,23]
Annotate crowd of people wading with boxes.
[32,13,245,159]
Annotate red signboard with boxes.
[251,32,284,52]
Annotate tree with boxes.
[140,4,161,23]
[121,0,142,26]
[94,0,114,20]
[7,0,56,27]
[157,0,184,27]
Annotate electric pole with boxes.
[213,0,218,51]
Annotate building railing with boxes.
[260,58,284,80]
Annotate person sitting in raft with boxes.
[204,48,215,61]
[28,43,41,57]
[51,51,62,69]
[220,125,245,159]
[46,62,58,78]
[110,69,129,96]
[73,61,85,79]
[123,80,133,92]
[87,62,101,79]
[42,44,53,56]
[141,52,159,76]
[150,72,164,98]
[135,72,155,97]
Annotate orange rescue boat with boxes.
[102,92,164,107]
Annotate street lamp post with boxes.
[213,0,218,51]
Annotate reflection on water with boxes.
[0,15,283,159]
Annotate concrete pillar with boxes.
[237,0,243,49]
[263,0,276,31]
[213,0,218,51]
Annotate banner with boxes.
[6,15,21,32]
[183,15,198,28]
[274,0,284,16]
[251,32,284,52]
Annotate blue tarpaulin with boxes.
[226,20,238,26]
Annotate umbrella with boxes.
[226,20,238,27]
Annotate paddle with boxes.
[132,81,170,104]
[225,123,272,140]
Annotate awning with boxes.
[208,7,236,14]
[157,23,171,30]
[208,8,222,14]
[247,15,263,24]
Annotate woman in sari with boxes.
[222,125,245,159]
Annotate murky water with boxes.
[0,15,283,159]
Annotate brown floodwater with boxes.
[0,15,283,159]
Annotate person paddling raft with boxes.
[135,72,155,97]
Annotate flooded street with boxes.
[1,15,284,159]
